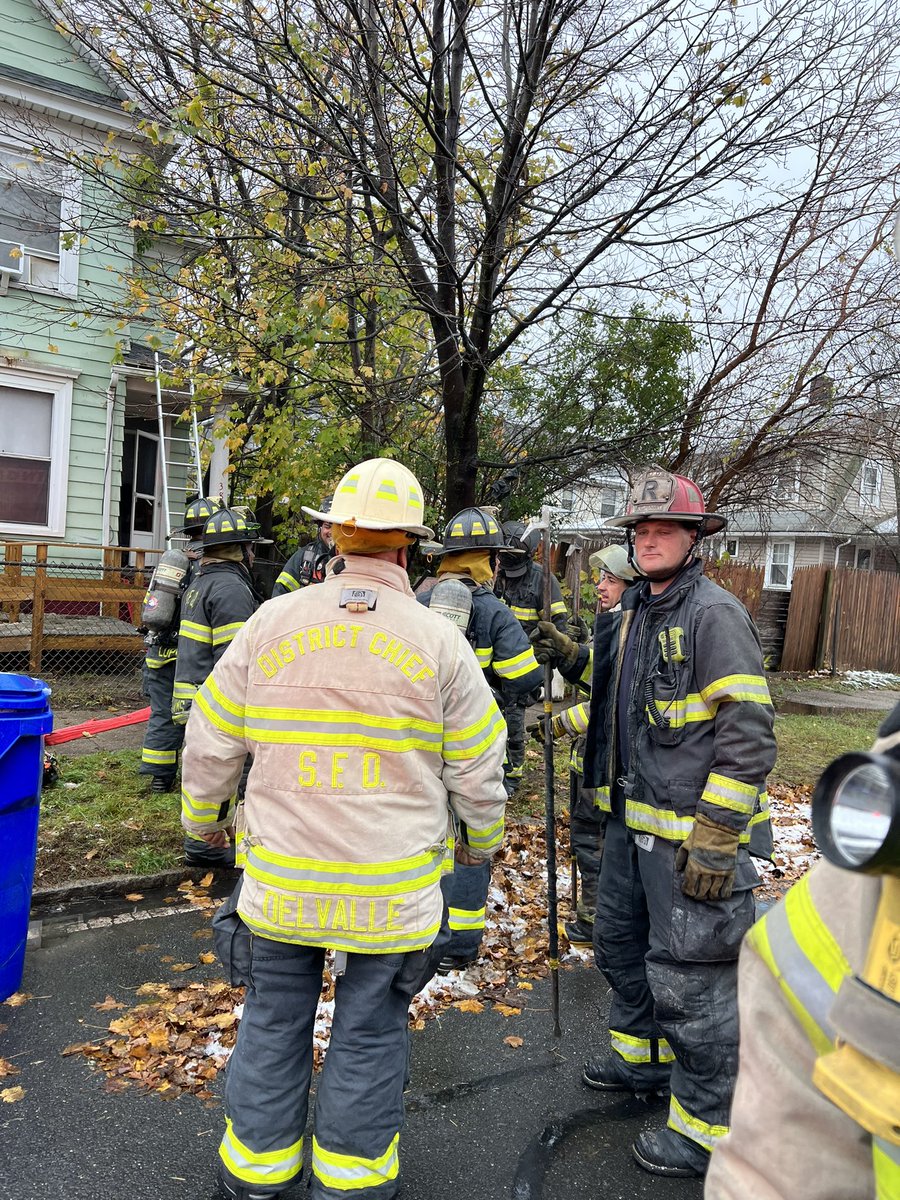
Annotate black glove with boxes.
[526,718,546,744]
[529,620,579,669]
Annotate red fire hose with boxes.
[45,707,151,746]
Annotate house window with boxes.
[725,538,740,558]
[0,147,80,297]
[556,488,576,513]
[859,460,882,507]
[0,369,73,536]
[766,540,794,589]
[855,546,872,571]
[775,462,800,503]
[599,486,623,519]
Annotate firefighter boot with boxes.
[150,776,176,794]
[216,1171,284,1199]
[582,1053,670,1095]
[563,917,594,947]
[632,1129,710,1178]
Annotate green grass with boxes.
[771,711,883,788]
[36,748,183,888]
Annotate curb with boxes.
[31,865,239,914]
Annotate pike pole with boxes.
[568,540,583,913]
[540,505,562,1038]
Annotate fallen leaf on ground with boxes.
[0,1058,19,1078]
[135,944,157,954]
[494,1004,521,1018]
[3,993,31,1008]
[160,956,174,963]
[1,1087,24,1103]
[453,999,485,1014]
[199,952,216,965]
[516,982,533,991]
[504,1036,524,1048]
[84,849,99,861]
[199,872,214,888]
[92,996,126,1012]
[170,963,196,973]
[125,893,144,902]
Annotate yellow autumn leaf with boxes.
[199,952,216,965]
[1,1086,25,1103]
[453,998,485,1014]
[170,963,196,973]
[516,982,533,991]
[108,1018,132,1035]
[92,996,126,1011]
[124,893,144,902]
[494,1004,521,1018]
[504,1036,524,1048]
[199,872,214,888]
[146,1027,169,1049]
[3,993,31,1008]
[212,1012,238,1029]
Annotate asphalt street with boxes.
[2,891,703,1200]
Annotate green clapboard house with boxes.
[0,0,195,559]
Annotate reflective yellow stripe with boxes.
[449,905,486,931]
[749,790,770,827]
[648,692,716,728]
[874,1138,900,1200]
[141,747,177,765]
[245,844,443,896]
[240,705,443,751]
[549,600,567,616]
[625,799,694,841]
[312,1132,399,1192]
[668,1093,728,1151]
[274,570,300,592]
[181,786,227,826]
[241,908,441,952]
[173,681,198,698]
[443,704,506,760]
[476,646,493,668]
[747,873,851,1057]
[610,1029,675,1064]
[211,620,246,646]
[594,786,611,812]
[701,772,758,815]
[219,1118,302,1187]
[196,678,246,737]
[509,605,539,622]
[493,648,540,680]
[466,817,504,852]
[555,702,589,737]
[180,619,213,644]
[700,673,772,705]
[579,651,593,687]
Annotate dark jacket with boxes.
[173,559,259,725]
[272,538,335,595]
[495,561,568,637]
[562,559,775,856]
[419,575,543,701]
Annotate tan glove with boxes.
[675,813,741,901]
[529,620,579,669]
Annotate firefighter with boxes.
[706,703,900,1199]
[419,506,543,972]
[495,519,569,789]
[174,506,261,866]
[529,543,641,946]
[138,497,218,793]
[532,468,776,1178]
[272,497,335,595]
[180,458,507,1200]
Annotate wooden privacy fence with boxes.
[781,565,900,673]
[0,543,159,674]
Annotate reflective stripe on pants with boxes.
[440,859,491,959]
[139,661,183,782]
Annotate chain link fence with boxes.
[0,543,162,705]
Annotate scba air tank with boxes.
[429,577,473,633]
[141,548,190,632]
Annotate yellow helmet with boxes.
[302,458,434,538]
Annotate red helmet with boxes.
[605,468,726,535]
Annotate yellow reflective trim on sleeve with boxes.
[550,600,567,616]
[476,646,493,668]
[274,570,300,592]
[444,708,506,760]
[448,905,486,931]
[311,1132,399,1192]
[699,673,772,705]
[668,1094,728,1152]
[141,747,177,765]
[219,1118,302,1187]
[180,620,213,644]
[181,786,226,826]
[874,1138,900,1200]
[701,772,757,815]
[624,800,694,841]
[211,621,246,646]
[466,816,504,851]
[493,648,541,680]
[195,679,246,738]
[509,605,539,622]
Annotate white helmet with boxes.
[302,458,434,538]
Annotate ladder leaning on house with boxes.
[153,351,208,537]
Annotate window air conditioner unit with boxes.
[0,241,25,290]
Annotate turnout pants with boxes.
[440,859,491,959]
[500,693,537,790]
[216,918,443,1198]
[139,661,183,784]
[593,814,758,1156]
[569,781,605,927]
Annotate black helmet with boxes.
[202,506,258,549]
[499,520,539,574]
[230,505,273,545]
[172,497,220,538]
[430,507,526,557]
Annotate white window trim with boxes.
[0,140,81,299]
[765,539,795,590]
[0,366,72,537]
[858,459,882,509]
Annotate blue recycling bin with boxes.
[0,673,52,1002]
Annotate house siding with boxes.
[0,0,115,97]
